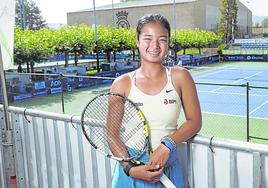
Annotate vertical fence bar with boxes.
[229,150,237,188]
[246,82,250,142]
[76,122,87,188]
[187,142,194,188]
[53,120,63,188]
[42,118,53,188]
[253,152,262,188]
[22,113,34,187]
[11,112,26,188]
[32,117,43,188]
[0,108,7,188]
[64,122,74,188]
[207,147,215,188]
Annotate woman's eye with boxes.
[160,38,167,42]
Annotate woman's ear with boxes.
[136,38,139,48]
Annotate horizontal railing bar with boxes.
[249,136,268,141]
[5,72,115,80]
[249,86,268,90]
[195,82,247,87]
[191,135,268,155]
[8,106,81,124]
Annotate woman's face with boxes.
[137,22,169,64]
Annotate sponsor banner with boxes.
[49,80,62,88]
[34,81,46,90]
[13,93,33,101]
[50,87,62,94]
[33,90,48,96]
[0,0,15,70]
[224,55,265,61]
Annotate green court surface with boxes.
[11,61,268,144]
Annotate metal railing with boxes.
[1,105,268,188]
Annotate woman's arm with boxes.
[170,67,202,143]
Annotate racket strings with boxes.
[82,93,148,159]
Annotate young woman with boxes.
[111,14,201,188]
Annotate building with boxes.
[67,0,252,37]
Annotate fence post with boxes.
[246,82,250,142]
[60,74,65,114]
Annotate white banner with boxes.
[0,0,15,70]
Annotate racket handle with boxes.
[160,173,177,188]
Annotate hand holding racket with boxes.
[81,92,176,188]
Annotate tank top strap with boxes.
[128,71,136,84]
[165,67,173,85]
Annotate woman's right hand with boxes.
[129,164,164,183]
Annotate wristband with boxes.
[161,140,173,152]
[123,162,135,176]
[160,136,176,152]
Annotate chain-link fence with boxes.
[178,82,268,144]
[3,72,268,144]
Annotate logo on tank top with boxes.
[134,102,144,107]
[164,99,177,105]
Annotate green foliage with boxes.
[217,0,238,43]
[14,25,220,66]
[175,29,220,54]
[15,0,47,30]
[262,18,268,27]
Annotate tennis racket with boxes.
[81,92,176,188]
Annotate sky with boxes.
[33,0,268,24]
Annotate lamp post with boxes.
[173,0,178,63]
[112,0,115,27]
[92,0,100,72]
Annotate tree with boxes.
[15,0,47,30]
[262,18,268,27]
[217,0,238,43]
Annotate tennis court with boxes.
[187,61,268,143]
[11,61,268,143]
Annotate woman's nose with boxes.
[150,40,160,49]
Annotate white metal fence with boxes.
[1,105,268,188]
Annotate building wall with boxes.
[67,2,196,30]
[67,0,252,36]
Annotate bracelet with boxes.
[161,140,173,152]
[160,136,176,152]
[123,162,135,176]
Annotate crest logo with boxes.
[116,10,130,29]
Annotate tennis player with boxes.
[111,13,202,188]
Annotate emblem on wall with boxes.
[116,10,130,29]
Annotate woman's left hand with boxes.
[148,144,170,168]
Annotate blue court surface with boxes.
[190,65,268,119]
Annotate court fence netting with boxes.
[2,72,268,144]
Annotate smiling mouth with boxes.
[147,51,160,56]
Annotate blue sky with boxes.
[33,0,268,24]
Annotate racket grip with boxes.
[160,173,177,188]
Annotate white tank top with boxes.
[128,68,182,150]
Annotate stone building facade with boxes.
[67,0,252,37]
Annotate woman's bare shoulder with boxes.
[171,66,192,82]
[110,71,133,95]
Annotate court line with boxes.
[202,111,268,120]
[211,71,263,92]
[249,99,268,115]
[198,90,268,97]
[193,67,229,78]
